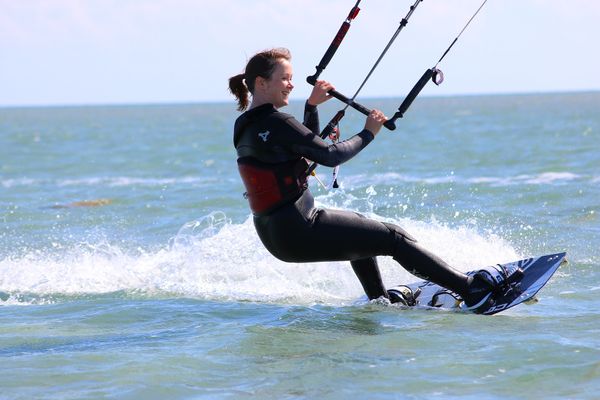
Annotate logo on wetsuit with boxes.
[258,131,270,142]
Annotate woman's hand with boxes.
[364,109,387,136]
[307,80,335,106]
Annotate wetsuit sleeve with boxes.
[273,115,375,168]
[303,102,320,135]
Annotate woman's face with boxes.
[260,59,294,108]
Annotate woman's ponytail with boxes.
[228,48,292,112]
[228,73,249,111]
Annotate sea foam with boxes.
[1,209,519,306]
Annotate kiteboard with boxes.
[387,252,567,315]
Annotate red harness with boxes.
[237,157,308,215]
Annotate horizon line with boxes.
[1,88,598,110]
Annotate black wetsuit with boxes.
[234,102,481,302]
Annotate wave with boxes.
[0,175,224,189]
[338,171,584,187]
[1,171,588,190]
[0,211,519,307]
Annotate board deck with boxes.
[387,252,567,315]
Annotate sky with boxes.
[1,0,599,107]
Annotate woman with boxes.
[228,48,503,312]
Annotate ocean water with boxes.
[1,92,599,399]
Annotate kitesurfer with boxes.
[228,48,506,311]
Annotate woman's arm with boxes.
[275,116,375,168]
[294,129,375,168]
[302,80,334,135]
[303,102,320,136]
